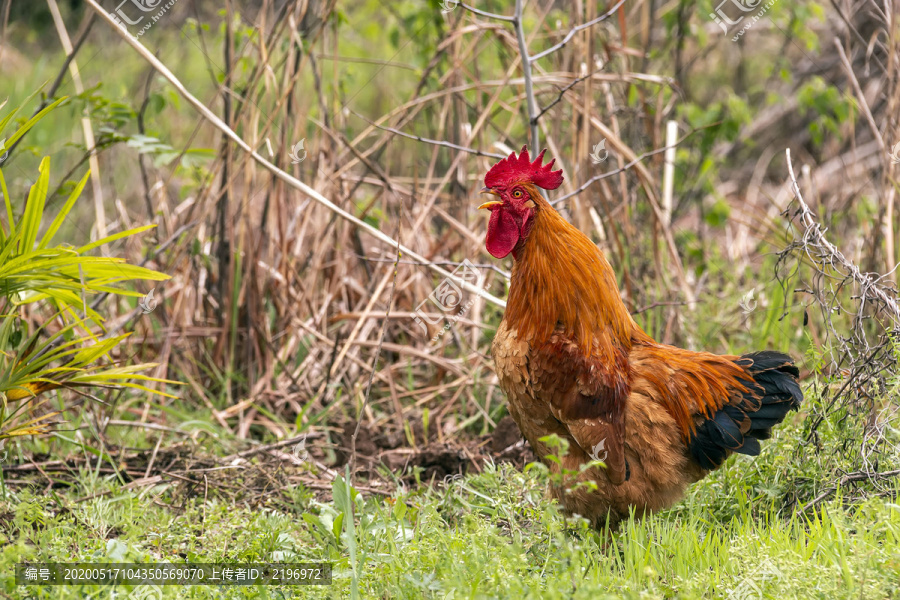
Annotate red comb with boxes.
[484,146,564,190]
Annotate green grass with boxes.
[3,407,900,600]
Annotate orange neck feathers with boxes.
[504,187,651,354]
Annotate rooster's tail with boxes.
[689,351,803,470]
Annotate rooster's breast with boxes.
[491,322,567,456]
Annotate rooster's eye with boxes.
[512,190,523,198]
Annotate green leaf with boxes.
[77,224,161,254]
[21,156,51,252]
[39,170,90,249]
[1,96,67,150]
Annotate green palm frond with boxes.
[0,397,62,439]
[0,157,167,322]
[0,96,181,439]
[0,312,179,405]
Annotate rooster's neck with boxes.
[504,202,646,353]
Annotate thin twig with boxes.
[529,0,627,62]
[535,69,603,121]
[832,38,886,155]
[630,300,688,315]
[513,0,539,149]
[349,224,402,478]
[352,256,510,278]
[459,3,515,22]
[551,128,703,206]
[350,110,506,159]
[220,432,322,462]
[800,469,900,513]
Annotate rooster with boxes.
[479,147,802,529]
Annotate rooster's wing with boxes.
[528,332,631,485]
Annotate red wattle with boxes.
[485,208,520,258]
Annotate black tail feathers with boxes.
[689,351,803,471]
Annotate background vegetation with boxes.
[1,0,900,597]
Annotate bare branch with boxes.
[459,3,516,22]
[535,69,602,121]
[551,129,703,206]
[779,148,900,502]
[529,0,627,63]
[514,0,539,149]
[800,469,900,514]
[350,110,506,159]
[785,148,900,323]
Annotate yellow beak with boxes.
[478,187,501,210]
